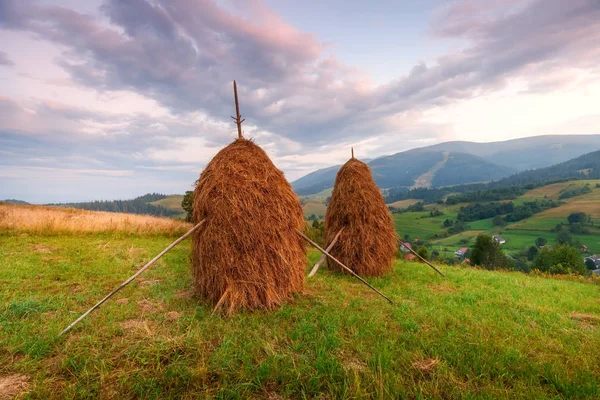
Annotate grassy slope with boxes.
[1,233,599,399]
[302,201,327,218]
[150,195,186,219]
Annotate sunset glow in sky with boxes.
[1,0,599,202]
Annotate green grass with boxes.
[1,231,599,398]
[393,208,459,240]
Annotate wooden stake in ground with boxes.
[308,228,343,278]
[231,80,245,139]
[405,245,446,278]
[59,220,205,337]
[296,230,393,304]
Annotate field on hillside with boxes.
[1,209,599,398]
[392,180,600,255]
[150,195,187,219]
[302,201,327,218]
[0,202,191,235]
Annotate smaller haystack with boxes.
[324,157,397,276]
[192,138,306,314]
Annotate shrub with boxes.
[533,244,586,275]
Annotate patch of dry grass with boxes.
[0,202,191,235]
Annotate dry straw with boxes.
[191,138,306,314]
[324,157,398,276]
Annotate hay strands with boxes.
[58,220,205,337]
[308,228,343,278]
[406,245,446,278]
[296,230,393,304]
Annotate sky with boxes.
[1,0,599,203]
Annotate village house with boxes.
[492,235,506,245]
[455,247,468,258]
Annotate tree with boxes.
[470,234,512,270]
[417,246,429,261]
[568,212,588,225]
[527,246,538,261]
[535,237,547,248]
[533,244,586,275]
[182,190,194,222]
[443,219,454,227]
[557,231,573,245]
[492,215,506,226]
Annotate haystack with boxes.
[191,138,306,314]
[324,157,397,276]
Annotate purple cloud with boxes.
[1,0,599,152]
[0,51,14,66]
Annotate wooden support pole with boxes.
[296,230,393,304]
[308,228,343,278]
[232,80,244,139]
[351,147,354,159]
[59,220,206,337]
[406,245,446,278]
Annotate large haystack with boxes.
[324,158,398,276]
[192,138,305,314]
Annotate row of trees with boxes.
[558,184,592,199]
[53,193,179,217]
[456,200,560,224]
[467,234,591,275]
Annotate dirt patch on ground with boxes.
[164,311,181,321]
[138,278,160,287]
[413,358,440,374]
[33,245,52,253]
[137,299,163,313]
[339,350,367,372]
[571,313,600,327]
[0,374,30,400]
[119,320,153,336]
[115,298,129,305]
[427,283,457,294]
[175,290,193,299]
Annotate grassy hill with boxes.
[1,215,599,398]
[150,195,186,219]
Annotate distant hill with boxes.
[49,193,182,218]
[420,134,600,171]
[496,149,600,186]
[292,134,600,195]
[1,199,29,205]
[385,149,600,205]
[293,151,516,195]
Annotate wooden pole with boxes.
[58,220,206,337]
[308,228,343,278]
[231,80,245,139]
[296,230,393,304]
[405,245,446,278]
[351,147,354,159]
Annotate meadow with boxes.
[1,205,599,398]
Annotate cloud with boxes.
[0,51,14,66]
[1,0,599,202]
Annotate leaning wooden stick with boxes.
[59,220,206,337]
[296,230,393,304]
[308,228,343,278]
[406,246,446,278]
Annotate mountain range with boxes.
[292,134,600,195]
